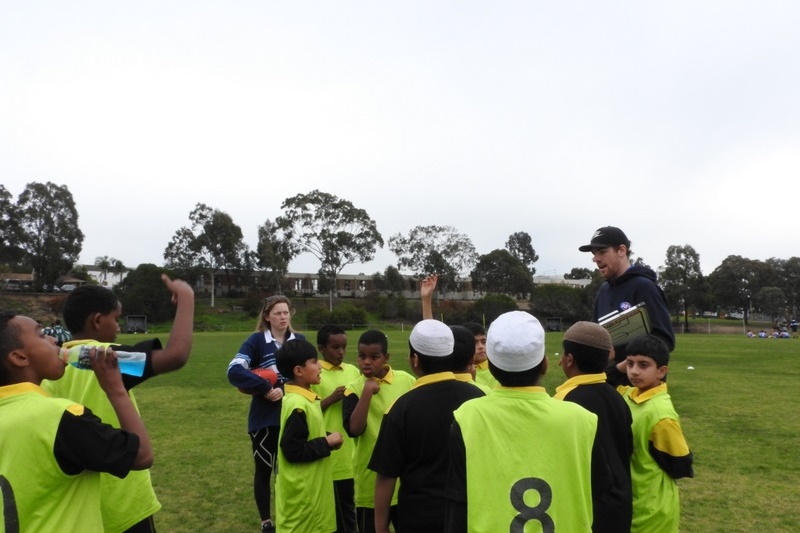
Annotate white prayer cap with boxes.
[410,319,454,357]
[487,311,545,371]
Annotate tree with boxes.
[275,190,384,310]
[372,265,406,294]
[659,244,705,332]
[767,257,800,318]
[755,286,787,324]
[115,264,178,323]
[15,182,84,290]
[164,203,251,307]
[256,219,297,293]
[531,284,592,323]
[388,225,477,292]
[708,255,772,323]
[505,231,539,275]
[94,255,124,286]
[471,249,534,299]
[564,267,593,280]
[0,185,24,266]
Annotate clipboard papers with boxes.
[598,303,651,345]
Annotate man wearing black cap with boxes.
[579,226,675,367]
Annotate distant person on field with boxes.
[341,330,415,533]
[311,325,360,533]
[420,274,492,395]
[227,295,305,533]
[41,275,193,533]
[0,310,153,532]
[614,334,694,532]
[579,226,675,384]
[369,319,485,533]
[275,338,343,533]
[554,321,633,532]
[444,311,599,532]
[43,318,72,346]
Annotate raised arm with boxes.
[420,274,438,320]
[152,274,195,375]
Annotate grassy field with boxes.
[127,329,800,532]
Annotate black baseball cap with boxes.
[578,226,631,252]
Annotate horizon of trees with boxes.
[3,181,800,322]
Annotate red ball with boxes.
[252,367,279,385]
[238,367,279,394]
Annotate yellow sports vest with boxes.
[41,340,161,533]
[0,383,103,532]
[276,385,336,533]
[474,362,500,390]
[454,387,597,532]
[311,361,361,481]
[623,385,682,533]
[343,368,415,507]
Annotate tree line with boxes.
[2,182,799,324]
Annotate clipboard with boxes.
[598,303,651,345]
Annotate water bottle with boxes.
[59,345,146,377]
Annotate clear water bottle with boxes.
[59,345,146,377]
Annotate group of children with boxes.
[260,277,693,533]
[0,274,194,532]
[0,274,693,532]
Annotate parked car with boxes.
[59,284,77,292]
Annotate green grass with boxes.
[128,330,800,532]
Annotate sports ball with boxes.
[238,367,279,394]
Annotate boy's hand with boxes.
[90,347,125,395]
[363,379,380,396]
[420,274,438,299]
[326,385,346,404]
[326,432,344,450]
[161,274,194,305]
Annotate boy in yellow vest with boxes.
[0,310,153,532]
[311,325,360,533]
[275,338,344,533]
[342,330,415,533]
[616,334,693,532]
[445,311,599,532]
[41,274,193,533]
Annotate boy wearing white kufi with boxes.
[444,311,601,532]
[369,320,485,533]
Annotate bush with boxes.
[472,294,518,325]
[304,302,367,330]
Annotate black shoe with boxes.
[261,520,275,533]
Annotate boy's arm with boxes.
[650,418,694,479]
[320,386,346,410]
[151,274,195,375]
[92,348,153,469]
[374,474,397,533]
[346,380,380,436]
[280,408,335,462]
[443,421,467,533]
[420,274,438,320]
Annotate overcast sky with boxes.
[2,1,798,278]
